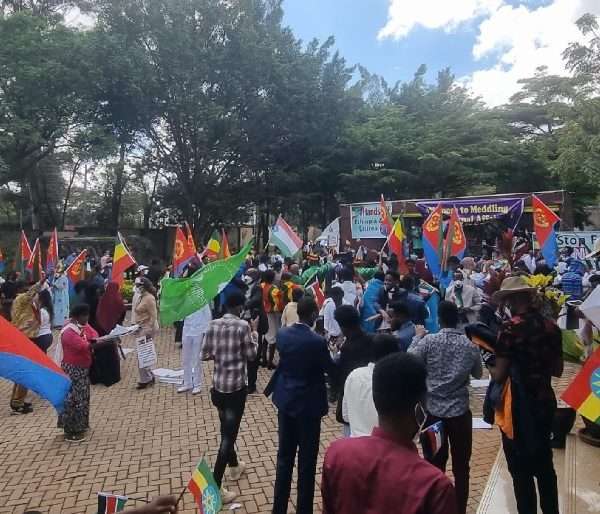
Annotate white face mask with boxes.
[454,280,463,289]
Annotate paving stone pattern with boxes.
[0,327,577,514]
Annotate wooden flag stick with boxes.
[175,485,187,507]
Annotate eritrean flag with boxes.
[66,249,87,285]
[184,221,198,255]
[173,226,195,277]
[442,206,467,268]
[422,203,444,278]
[562,347,600,425]
[26,238,43,281]
[0,245,5,273]
[46,227,59,275]
[0,315,71,412]
[187,458,222,514]
[19,230,32,272]
[112,232,136,286]
[307,279,325,308]
[97,492,127,513]
[219,229,231,259]
[532,194,560,268]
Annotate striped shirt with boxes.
[201,314,258,393]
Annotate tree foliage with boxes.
[0,5,599,237]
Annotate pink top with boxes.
[61,323,99,368]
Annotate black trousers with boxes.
[502,412,559,514]
[210,387,247,488]
[272,411,321,514]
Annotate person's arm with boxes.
[201,324,215,361]
[242,322,259,361]
[407,332,428,359]
[121,496,177,514]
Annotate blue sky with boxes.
[282,0,598,105]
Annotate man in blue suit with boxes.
[271,296,334,514]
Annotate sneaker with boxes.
[228,461,246,481]
[191,387,201,395]
[10,404,33,415]
[65,433,87,443]
[220,488,237,504]
[177,386,192,393]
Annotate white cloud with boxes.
[379,0,600,106]
[377,0,503,40]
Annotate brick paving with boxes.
[1,326,576,514]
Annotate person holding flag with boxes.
[51,263,70,328]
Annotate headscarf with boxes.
[96,281,126,335]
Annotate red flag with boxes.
[65,250,87,284]
[307,280,325,308]
[173,227,195,277]
[46,228,59,274]
[184,221,197,255]
[20,230,32,266]
[112,232,136,286]
[380,195,407,274]
[26,238,43,279]
[532,194,560,246]
[442,207,467,265]
[220,229,231,259]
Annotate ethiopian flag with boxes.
[159,241,252,325]
[112,232,136,286]
[188,459,221,514]
[562,347,600,424]
[204,230,221,260]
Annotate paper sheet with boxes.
[136,337,157,369]
[470,379,491,388]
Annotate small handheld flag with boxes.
[0,314,71,412]
[307,280,325,308]
[422,204,444,278]
[0,246,5,273]
[65,249,87,285]
[46,227,59,275]
[112,232,136,286]
[97,492,128,514]
[269,215,303,258]
[532,194,560,268]
[420,420,444,460]
[187,458,222,514]
[562,347,600,425]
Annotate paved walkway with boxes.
[2,326,540,514]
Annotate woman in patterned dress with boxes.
[58,304,99,442]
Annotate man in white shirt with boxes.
[321,286,345,343]
[178,305,212,394]
[445,271,481,327]
[342,334,399,437]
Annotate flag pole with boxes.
[175,485,187,507]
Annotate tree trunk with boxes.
[111,143,127,230]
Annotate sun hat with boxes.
[492,276,537,302]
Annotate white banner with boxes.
[557,231,600,259]
[136,336,157,369]
[316,218,340,251]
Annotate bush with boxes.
[121,280,134,302]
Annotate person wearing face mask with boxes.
[445,271,481,329]
[321,352,458,514]
[58,304,100,442]
[489,277,563,514]
[408,301,482,514]
[270,297,335,514]
[132,278,159,390]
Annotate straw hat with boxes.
[492,276,537,302]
